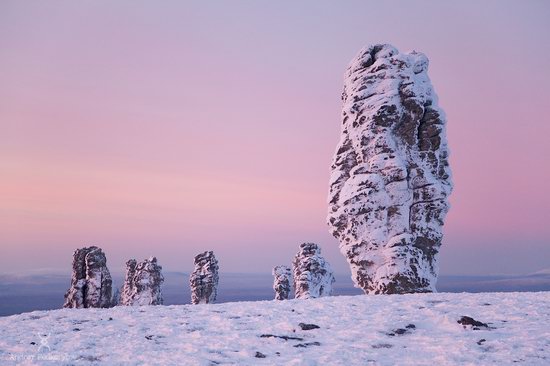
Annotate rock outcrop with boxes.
[63,246,114,308]
[327,44,453,294]
[272,265,292,300]
[119,257,164,306]
[190,251,219,304]
[292,243,335,299]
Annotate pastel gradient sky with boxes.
[1,1,549,276]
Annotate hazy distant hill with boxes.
[1,271,550,316]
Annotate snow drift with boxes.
[2,292,548,365]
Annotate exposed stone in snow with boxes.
[292,243,335,299]
[63,246,114,308]
[119,257,164,306]
[272,265,292,300]
[190,251,219,304]
[327,44,453,294]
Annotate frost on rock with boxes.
[190,251,219,304]
[327,44,453,294]
[272,265,292,300]
[119,257,164,306]
[63,246,114,308]
[120,259,137,305]
[292,243,335,299]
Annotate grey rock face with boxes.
[272,265,292,300]
[327,44,453,294]
[190,251,219,304]
[119,257,164,306]
[292,243,335,299]
[63,246,113,308]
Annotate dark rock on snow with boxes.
[254,352,266,358]
[260,334,304,341]
[294,342,321,348]
[457,316,489,328]
[298,323,320,330]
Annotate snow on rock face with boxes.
[327,44,453,294]
[292,243,335,299]
[272,265,292,300]
[120,259,137,305]
[63,246,114,308]
[190,251,219,304]
[119,257,164,306]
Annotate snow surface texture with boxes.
[292,243,335,299]
[63,247,114,309]
[190,251,219,304]
[272,266,292,300]
[1,292,548,365]
[327,44,453,294]
[119,257,164,306]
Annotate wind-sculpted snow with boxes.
[3,292,548,365]
[328,44,452,294]
[190,251,219,304]
[292,243,335,299]
[120,257,164,306]
[63,246,114,308]
[272,265,292,300]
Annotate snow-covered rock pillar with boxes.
[272,265,292,300]
[63,246,114,308]
[292,243,335,299]
[190,251,219,304]
[120,259,137,305]
[119,257,164,306]
[327,44,453,294]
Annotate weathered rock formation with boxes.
[190,251,219,304]
[292,243,335,299]
[63,246,114,308]
[119,257,164,306]
[272,265,292,300]
[327,44,453,294]
[120,259,137,305]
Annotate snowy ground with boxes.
[0,292,548,365]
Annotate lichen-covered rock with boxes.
[190,251,219,304]
[63,246,113,308]
[327,44,453,294]
[292,243,335,299]
[272,265,292,300]
[119,257,164,306]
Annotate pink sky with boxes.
[1,1,549,276]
